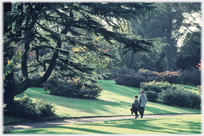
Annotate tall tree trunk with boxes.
[4,70,15,104]
[3,2,16,104]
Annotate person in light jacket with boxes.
[139,90,147,118]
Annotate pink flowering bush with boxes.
[115,68,199,87]
[115,69,163,87]
[162,71,182,84]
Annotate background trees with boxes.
[128,3,201,72]
[176,30,201,70]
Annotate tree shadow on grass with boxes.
[80,118,201,134]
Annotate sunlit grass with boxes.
[10,115,201,134]
[5,80,201,124]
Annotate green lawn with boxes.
[4,80,201,124]
[10,115,201,134]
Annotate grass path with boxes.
[6,114,201,134]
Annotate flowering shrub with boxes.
[43,76,103,99]
[197,86,201,92]
[115,68,200,87]
[196,60,201,71]
[115,69,163,88]
[138,69,163,79]
[162,71,182,84]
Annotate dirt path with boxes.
[4,113,200,131]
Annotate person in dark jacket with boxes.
[130,95,139,118]
[134,95,139,118]
[138,90,147,118]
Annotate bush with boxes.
[162,71,182,84]
[141,80,201,108]
[115,68,201,88]
[138,69,163,81]
[161,87,201,109]
[145,91,158,102]
[140,81,172,93]
[4,95,55,119]
[43,76,103,99]
[181,68,201,86]
[115,69,163,88]
[115,74,146,87]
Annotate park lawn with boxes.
[4,80,201,124]
[10,114,201,134]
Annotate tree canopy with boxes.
[3,2,158,103]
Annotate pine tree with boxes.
[3,2,157,103]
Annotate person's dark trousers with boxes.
[134,108,138,118]
[139,107,145,118]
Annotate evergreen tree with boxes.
[3,2,157,103]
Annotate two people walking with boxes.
[131,90,147,118]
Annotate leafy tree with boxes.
[3,2,158,104]
[132,2,201,71]
[176,30,201,70]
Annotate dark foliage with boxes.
[161,87,201,109]
[4,95,55,119]
[145,91,158,102]
[43,76,103,99]
[181,68,201,86]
